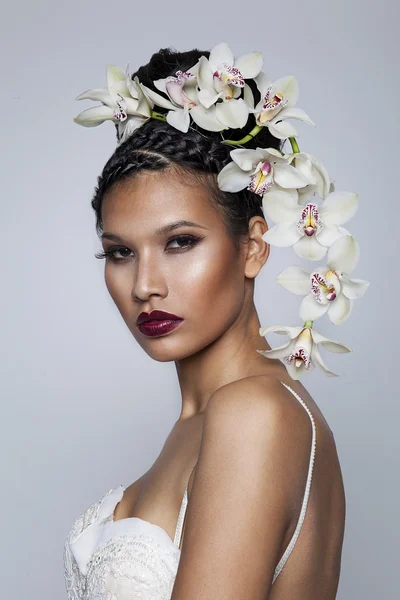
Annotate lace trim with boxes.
[82,534,180,599]
[64,382,316,595]
[64,488,117,599]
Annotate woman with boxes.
[64,45,348,599]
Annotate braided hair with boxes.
[91,48,284,251]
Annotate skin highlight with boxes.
[100,167,289,419]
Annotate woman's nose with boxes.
[132,252,168,302]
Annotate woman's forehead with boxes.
[101,169,223,235]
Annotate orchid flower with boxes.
[284,152,331,204]
[140,68,226,133]
[74,65,152,141]
[258,325,352,379]
[262,189,359,260]
[196,42,263,129]
[276,236,370,325]
[217,147,310,195]
[246,72,315,140]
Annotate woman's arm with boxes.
[171,376,313,600]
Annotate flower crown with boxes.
[74,41,370,380]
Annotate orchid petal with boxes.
[294,235,327,260]
[74,105,115,127]
[277,265,311,295]
[262,190,300,222]
[126,77,140,100]
[153,78,167,94]
[259,325,304,338]
[316,224,348,247]
[198,88,223,108]
[273,164,310,189]
[304,153,331,199]
[300,293,330,321]
[274,107,315,126]
[106,64,127,90]
[263,223,302,247]
[327,235,360,274]
[274,184,299,201]
[243,84,255,109]
[135,80,155,110]
[197,56,214,93]
[189,104,226,131]
[111,79,130,98]
[75,88,115,108]
[320,191,359,225]
[209,42,234,70]
[118,115,149,142]
[267,120,299,139]
[216,98,249,129]
[230,148,264,171]
[217,161,252,192]
[133,79,152,117]
[141,84,175,110]
[298,188,317,204]
[340,276,370,299]
[186,62,199,78]
[262,148,284,160]
[310,344,339,377]
[288,153,316,185]
[285,358,312,380]
[254,71,270,96]
[256,339,296,360]
[166,79,194,107]
[327,294,353,325]
[272,75,299,106]
[310,330,352,353]
[123,97,141,115]
[166,107,190,133]
[234,51,263,78]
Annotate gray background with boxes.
[1,0,398,597]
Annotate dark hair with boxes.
[91,48,284,251]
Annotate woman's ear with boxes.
[244,216,270,279]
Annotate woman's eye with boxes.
[111,248,132,260]
[167,235,201,250]
[95,235,202,263]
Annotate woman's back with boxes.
[64,377,346,599]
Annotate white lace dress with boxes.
[63,382,316,599]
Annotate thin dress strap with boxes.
[174,484,188,549]
[272,381,317,584]
[173,381,317,570]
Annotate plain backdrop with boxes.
[1,0,398,598]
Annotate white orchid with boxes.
[74,65,152,141]
[218,147,310,195]
[276,236,370,325]
[284,152,331,204]
[140,68,226,133]
[246,72,315,140]
[262,189,358,260]
[196,42,263,129]
[258,325,352,379]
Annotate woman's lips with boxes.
[137,318,184,337]
[136,310,184,337]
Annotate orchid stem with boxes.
[151,111,167,122]
[303,320,313,329]
[224,125,263,146]
[289,137,300,153]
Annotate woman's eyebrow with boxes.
[102,220,209,242]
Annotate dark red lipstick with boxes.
[136,310,184,337]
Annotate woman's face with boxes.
[100,168,249,362]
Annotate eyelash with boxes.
[95,234,203,263]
